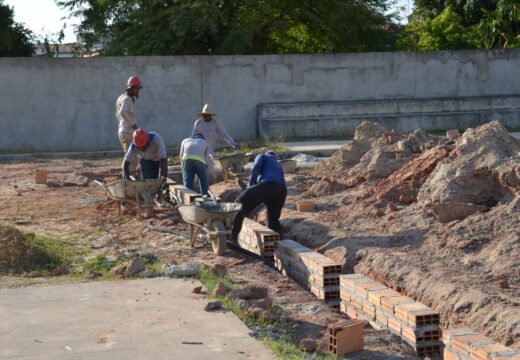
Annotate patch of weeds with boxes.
[197,264,332,360]
[0,224,79,275]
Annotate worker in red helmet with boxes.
[122,128,168,182]
[116,76,143,171]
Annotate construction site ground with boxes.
[2,121,519,359]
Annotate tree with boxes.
[56,0,399,55]
[0,0,35,56]
[478,0,520,48]
[398,5,478,51]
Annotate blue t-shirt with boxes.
[248,154,285,187]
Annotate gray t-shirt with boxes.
[192,118,236,154]
[124,132,167,163]
[180,137,209,164]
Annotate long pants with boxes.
[140,159,159,180]
[231,181,287,240]
[119,131,137,173]
[182,159,209,195]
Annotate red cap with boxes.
[126,76,143,89]
[133,129,148,148]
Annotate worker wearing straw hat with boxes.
[192,104,239,182]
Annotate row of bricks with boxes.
[340,274,440,328]
[443,328,520,360]
[238,236,277,251]
[238,218,280,259]
[238,240,275,259]
[277,240,342,275]
[341,300,442,358]
[275,251,340,285]
[275,253,340,300]
[169,184,199,205]
[240,218,281,241]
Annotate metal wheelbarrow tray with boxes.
[177,202,242,255]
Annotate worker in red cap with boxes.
[116,76,143,172]
[122,129,168,182]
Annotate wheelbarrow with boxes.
[213,152,251,183]
[177,201,242,255]
[95,178,164,219]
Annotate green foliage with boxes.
[56,0,398,55]
[398,6,478,51]
[478,0,520,48]
[0,224,76,273]
[0,1,35,56]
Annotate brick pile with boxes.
[340,274,442,358]
[169,184,199,204]
[238,218,280,262]
[443,328,520,360]
[274,239,342,306]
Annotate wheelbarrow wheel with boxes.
[210,220,227,256]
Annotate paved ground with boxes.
[0,278,274,360]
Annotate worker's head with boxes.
[126,76,143,98]
[265,150,278,160]
[192,133,205,140]
[133,128,149,150]
[197,104,217,122]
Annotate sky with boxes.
[4,0,412,44]
[4,0,80,43]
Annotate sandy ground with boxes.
[0,157,418,359]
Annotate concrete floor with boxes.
[0,278,274,360]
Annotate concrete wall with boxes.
[1,49,520,152]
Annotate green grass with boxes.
[197,265,334,360]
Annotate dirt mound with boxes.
[304,179,348,198]
[418,121,520,207]
[311,122,440,184]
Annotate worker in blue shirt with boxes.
[231,150,287,240]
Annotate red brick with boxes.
[355,282,388,300]
[368,288,400,306]
[381,295,415,314]
[328,319,364,356]
[451,334,494,355]
[471,343,512,360]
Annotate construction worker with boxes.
[179,133,209,195]
[192,104,239,182]
[116,76,143,171]
[231,150,286,241]
[122,129,168,182]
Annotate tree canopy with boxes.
[400,0,520,50]
[0,0,35,56]
[56,0,399,55]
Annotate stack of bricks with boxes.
[169,184,199,205]
[443,328,520,360]
[340,274,442,358]
[326,319,364,356]
[274,239,342,306]
[237,218,280,262]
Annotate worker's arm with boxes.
[156,135,168,179]
[215,119,238,148]
[248,155,264,187]
[191,119,200,136]
[123,161,131,180]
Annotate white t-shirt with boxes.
[116,93,136,134]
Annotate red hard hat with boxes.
[126,76,143,89]
[133,129,148,148]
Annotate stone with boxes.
[245,285,268,299]
[204,301,222,311]
[125,257,145,276]
[212,282,231,297]
[446,129,460,140]
[249,297,273,310]
[84,269,102,279]
[299,338,318,353]
[208,263,227,277]
[192,286,203,294]
[250,307,264,318]
[431,202,487,223]
[28,270,42,277]
[236,299,250,311]
[163,263,199,277]
[228,287,254,300]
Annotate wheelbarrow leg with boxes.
[190,225,200,247]
[135,189,141,220]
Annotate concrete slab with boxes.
[0,278,274,360]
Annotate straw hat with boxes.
[197,104,218,116]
